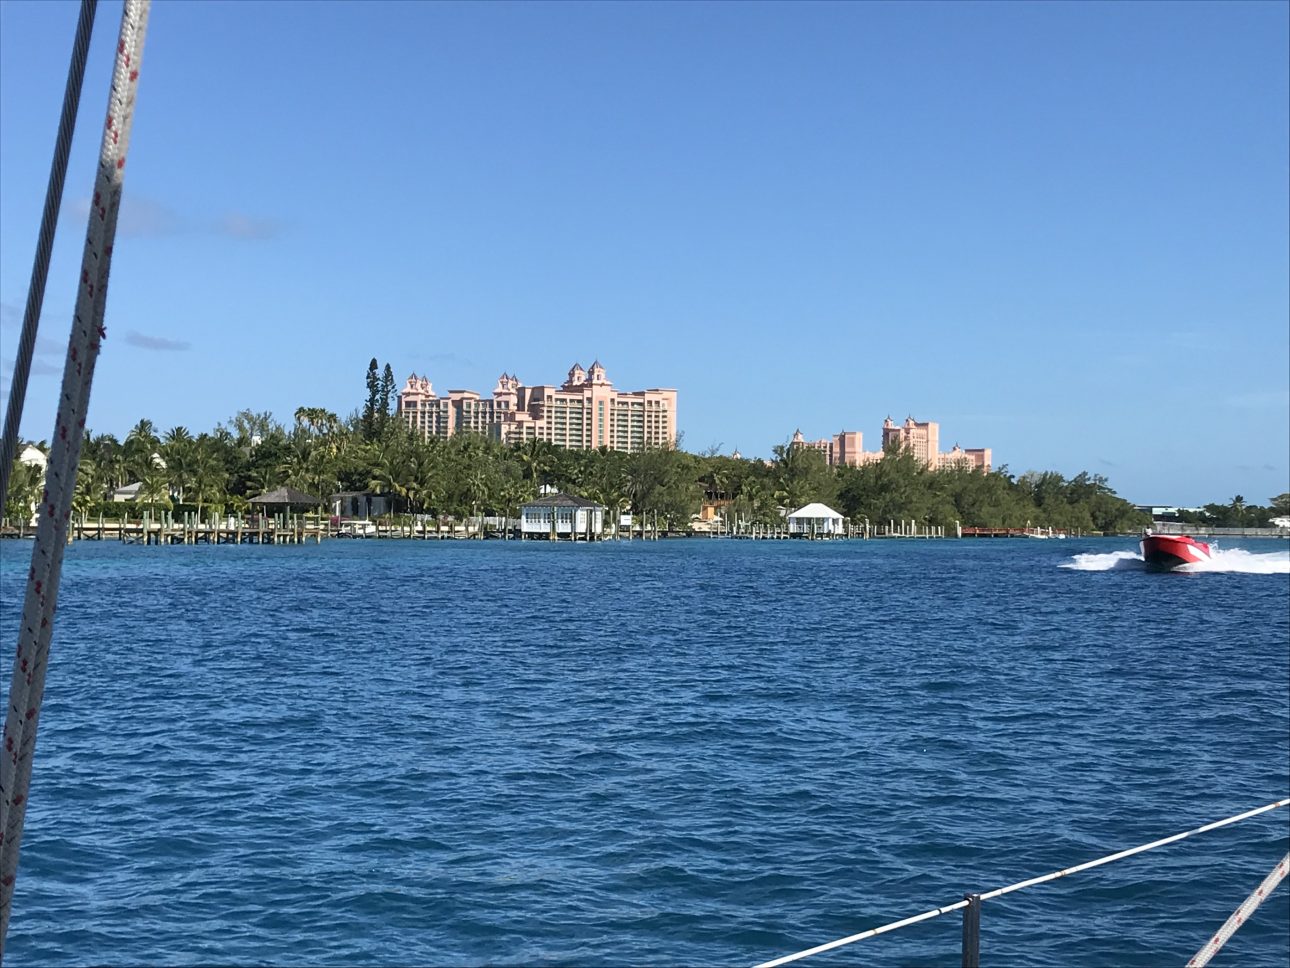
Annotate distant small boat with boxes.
[1140,532,1212,570]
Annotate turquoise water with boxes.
[1,536,1287,966]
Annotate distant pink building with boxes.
[882,416,939,465]
[398,361,678,452]
[790,429,879,467]
[939,444,992,473]
[792,416,991,472]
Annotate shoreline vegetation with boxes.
[5,401,1288,541]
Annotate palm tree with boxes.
[190,436,228,518]
[246,463,280,497]
[87,432,126,492]
[366,437,413,511]
[161,427,195,503]
[1230,495,1248,526]
[124,419,160,483]
[72,458,107,519]
[493,468,527,536]
[136,462,172,509]
[515,438,556,488]
[407,447,445,530]
[128,418,157,438]
[294,406,342,447]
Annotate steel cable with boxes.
[0,0,97,516]
[0,1,151,950]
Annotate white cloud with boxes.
[217,213,279,240]
[65,194,279,241]
[123,330,192,352]
[1224,389,1290,409]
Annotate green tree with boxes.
[136,461,173,510]
[161,426,195,503]
[123,419,160,483]
[514,438,557,489]
[361,358,380,441]
[379,363,396,436]
[220,409,278,450]
[190,436,229,517]
[773,441,837,512]
[4,458,42,529]
[72,456,106,519]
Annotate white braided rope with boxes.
[1186,853,1290,968]
[0,0,150,948]
[755,798,1290,968]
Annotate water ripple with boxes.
[0,537,1286,966]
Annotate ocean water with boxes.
[0,536,1287,967]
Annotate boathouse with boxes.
[787,502,845,536]
[248,486,324,511]
[331,491,393,519]
[519,493,606,539]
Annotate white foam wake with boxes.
[1062,550,1145,572]
[1184,547,1290,574]
[1061,547,1290,574]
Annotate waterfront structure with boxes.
[787,503,845,535]
[792,416,991,472]
[248,486,324,510]
[331,491,393,520]
[519,493,606,539]
[398,362,677,453]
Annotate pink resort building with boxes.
[792,416,991,472]
[397,361,678,453]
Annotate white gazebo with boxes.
[787,502,845,536]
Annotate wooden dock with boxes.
[64,519,321,544]
[959,526,1076,538]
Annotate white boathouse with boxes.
[519,493,606,539]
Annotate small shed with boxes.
[520,493,606,539]
[787,502,845,536]
[331,491,393,519]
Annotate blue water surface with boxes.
[1,536,1287,966]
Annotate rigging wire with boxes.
[0,0,151,951]
[0,0,97,515]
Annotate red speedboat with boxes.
[1140,532,1212,570]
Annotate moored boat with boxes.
[1140,531,1212,570]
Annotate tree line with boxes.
[5,408,1162,535]
[18,354,1258,534]
[1172,494,1290,529]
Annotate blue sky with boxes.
[1,1,1286,506]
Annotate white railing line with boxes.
[755,797,1290,968]
[980,798,1290,902]
[755,899,970,968]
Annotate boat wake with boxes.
[1062,547,1290,574]
[1062,550,1144,571]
